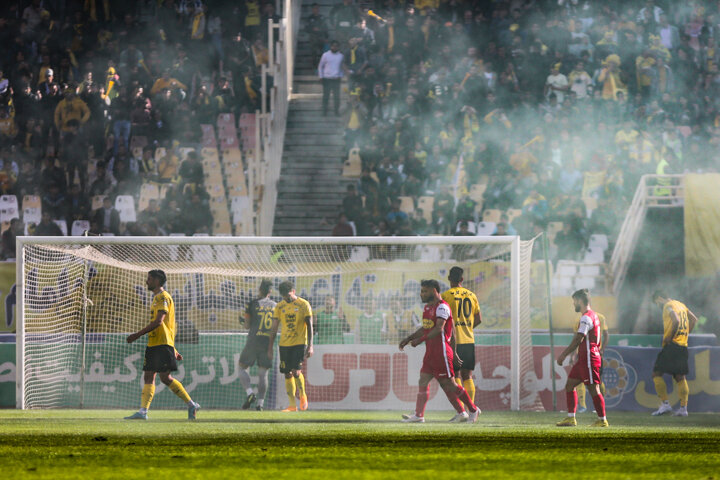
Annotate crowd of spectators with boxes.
[317,0,718,264]
[0,0,279,259]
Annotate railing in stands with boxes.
[609,174,685,294]
[248,0,301,236]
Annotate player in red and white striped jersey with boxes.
[556,289,609,427]
[399,279,479,423]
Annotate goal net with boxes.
[17,236,545,411]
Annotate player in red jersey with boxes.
[399,279,480,423]
[556,289,609,427]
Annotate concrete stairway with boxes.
[272,0,351,236]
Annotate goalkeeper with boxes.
[125,270,200,420]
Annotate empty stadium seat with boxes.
[554,275,574,295]
[398,196,414,214]
[200,124,216,138]
[222,148,242,163]
[0,195,18,212]
[53,220,68,236]
[22,195,41,209]
[213,219,233,235]
[506,208,522,222]
[241,137,256,151]
[230,195,250,213]
[220,135,240,149]
[476,221,496,236]
[583,246,604,263]
[217,113,236,129]
[578,265,601,276]
[417,196,434,222]
[234,220,253,236]
[115,195,137,223]
[469,184,487,203]
[482,209,502,224]
[0,205,19,223]
[214,245,238,262]
[71,220,90,236]
[23,207,41,225]
[138,184,160,212]
[419,245,443,262]
[238,113,255,127]
[589,234,609,251]
[574,276,596,290]
[230,196,251,223]
[202,136,218,148]
[204,181,226,199]
[189,245,214,262]
[203,158,223,183]
[349,246,370,262]
[556,260,577,276]
[201,147,220,161]
[456,221,477,234]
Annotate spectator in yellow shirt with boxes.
[636,50,656,99]
[252,38,269,66]
[150,70,188,96]
[614,121,639,153]
[54,87,91,133]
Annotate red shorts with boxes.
[569,356,602,385]
[420,346,455,379]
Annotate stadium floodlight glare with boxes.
[16,235,538,411]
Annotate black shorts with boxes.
[239,337,272,369]
[454,343,476,372]
[143,345,178,372]
[653,342,689,376]
[279,345,305,374]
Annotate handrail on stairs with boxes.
[609,174,685,295]
[246,0,301,236]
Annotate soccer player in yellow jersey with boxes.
[650,291,698,417]
[268,281,313,412]
[125,270,200,420]
[441,267,482,410]
[574,312,609,413]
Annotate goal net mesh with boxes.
[19,238,545,411]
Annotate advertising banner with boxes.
[0,262,15,332]
[3,341,719,412]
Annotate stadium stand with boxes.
[0,0,269,241]
[0,0,713,299]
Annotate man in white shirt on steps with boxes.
[318,40,344,116]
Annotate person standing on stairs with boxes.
[318,40,344,116]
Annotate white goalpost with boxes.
[16,236,543,411]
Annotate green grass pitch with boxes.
[1,410,719,479]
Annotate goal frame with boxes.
[16,235,523,410]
